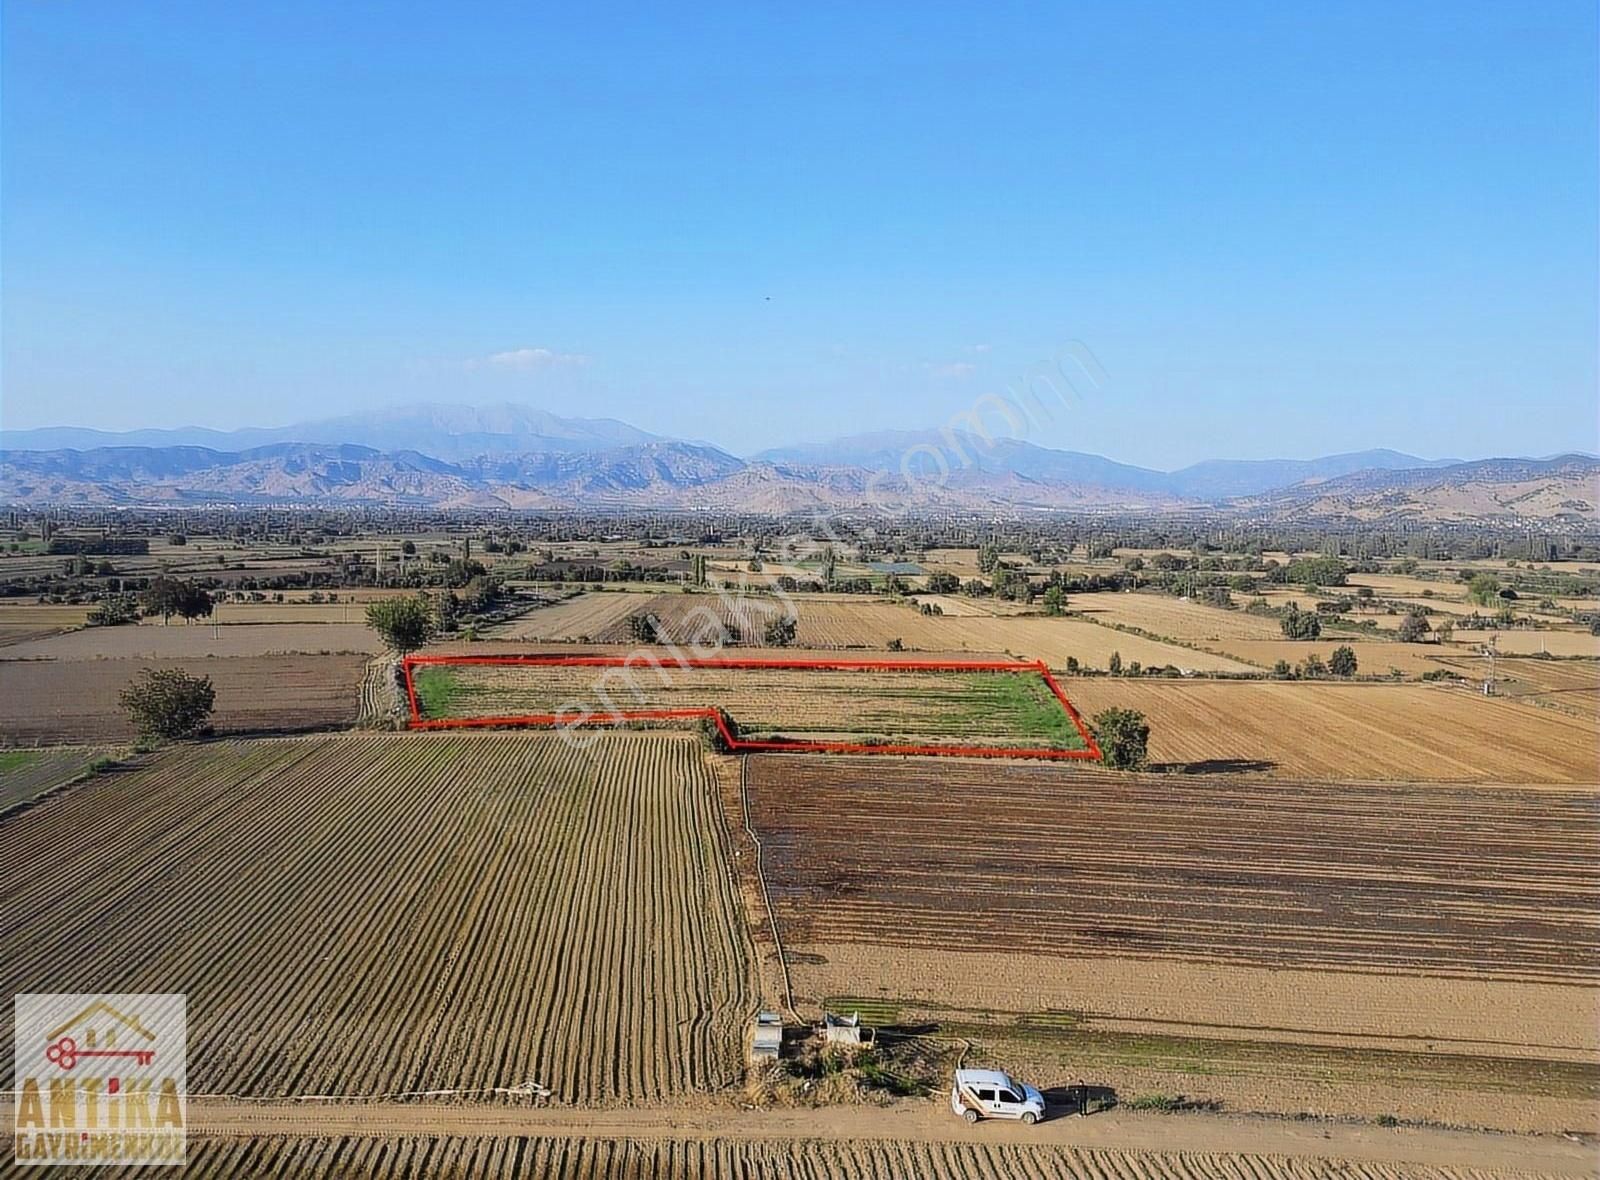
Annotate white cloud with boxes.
[467,347,589,371]
[924,361,977,379]
[968,343,993,354]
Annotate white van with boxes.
[949,1067,1046,1124]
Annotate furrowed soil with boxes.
[0,732,756,1103]
[0,654,367,742]
[9,1120,1585,1179]
[1053,679,1598,781]
[0,620,381,659]
[0,745,117,814]
[743,755,1600,1132]
[410,661,1087,750]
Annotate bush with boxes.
[1092,707,1150,770]
[119,668,215,740]
[366,596,436,654]
[1328,645,1358,677]
[763,616,797,647]
[86,595,140,627]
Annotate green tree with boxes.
[627,613,663,644]
[763,615,798,647]
[1328,645,1358,677]
[1298,653,1328,679]
[977,544,1001,574]
[1279,602,1322,640]
[924,571,959,594]
[87,595,141,627]
[1397,610,1431,643]
[1108,651,1123,675]
[1272,658,1293,679]
[1093,707,1150,770]
[1042,585,1068,616]
[1466,574,1501,607]
[120,667,215,740]
[365,596,436,654]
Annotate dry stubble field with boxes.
[496,590,1255,672]
[0,732,756,1103]
[1054,679,1598,780]
[0,654,368,743]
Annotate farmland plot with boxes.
[745,756,1600,1130]
[0,746,115,814]
[1071,592,1285,641]
[409,659,1090,752]
[747,757,1600,985]
[1055,679,1598,781]
[0,621,381,659]
[0,655,366,743]
[0,732,756,1102]
[36,1133,1565,1180]
[491,590,1254,672]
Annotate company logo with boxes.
[13,993,186,1167]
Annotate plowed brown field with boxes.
[746,758,1600,984]
[26,1132,1565,1179]
[0,732,755,1103]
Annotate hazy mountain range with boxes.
[1,404,1594,522]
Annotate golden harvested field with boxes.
[0,655,367,743]
[1430,656,1600,718]
[1469,629,1600,657]
[493,591,649,641]
[0,732,756,1103]
[0,602,93,647]
[412,661,1090,750]
[1346,573,1468,600]
[0,621,381,659]
[1055,679,1598,781]
[495,591,1255,672]
[24,1132,1566,1180]
[1198,638,1457,676]
[1071,592,1284,641]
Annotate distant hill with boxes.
[2,406,1590,519]
[0,403,661,459]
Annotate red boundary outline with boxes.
[401,653,1102,762]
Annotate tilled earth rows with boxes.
[747,757,1600,984]
[0,732,756,1102]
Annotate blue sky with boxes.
[3,1,1595,465]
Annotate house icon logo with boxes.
[43,1000,159,1073]
[13,992,187,1167]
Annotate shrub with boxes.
[119,668,215,740]
[764,616,797,647]
[1093,707,1150,770]
[1328,645,1358,677]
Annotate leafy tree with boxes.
[924,571,959,594]
[1298,653,1328,679]
[141,577,213,623]
[887,637,904,651]
[1467,574,1501,607]
[1279,602,1322,640]
[1108,651,1123,675]
[1093,708,1150,770]
[120,668,215,740]
[400,540,417,555]
[1272,658,1293,679]
[87,595,141,627]
[1397,610,1431,643]
[1042,585,1068,616]
[365,596,436,653]
[763,615,798,647]
[1284,556,1348,587]
[977,544,1001,574]
[626,612,663,644]
[1328,645,1358,677]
